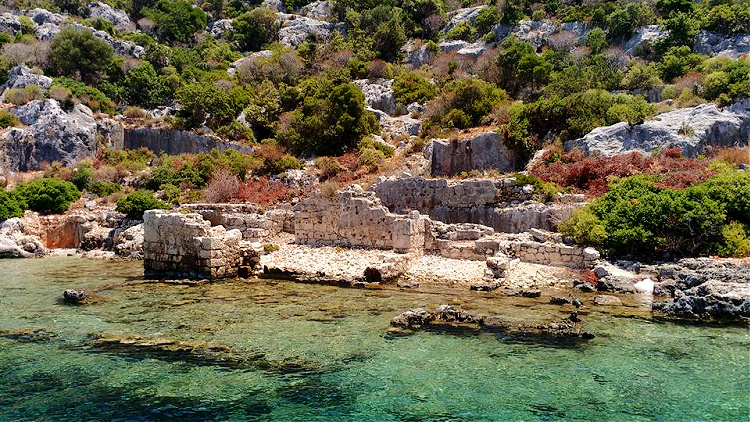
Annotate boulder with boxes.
[369,108,421,140]
[0,217,45,257]
[63,289,87,304]
[438,40,490,59]
[1,99,123,171]
[299,0,332,20]
[623,25,666,55]
[208,18,233,38]
[694,31,750,59]
[0,12,21,35]
[425,132,520,176]
[277,13,340,48]
[34,22,60,40]
[565,99,750,157]
[114,223,144,257]
[353,79,397,115]
[87,2,136,32]
[0,235,32,258]
[1,65,53,95]
[25,8,65,26]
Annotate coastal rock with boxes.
[113,223,144,258]
[425,132,521,176]
[353,79,397,115]
[1,65,53,94]
[0,217,45,257]
[1,99,123,171]
[391,305,593,339]
[593,295,622,306]
[63,289,87,304]
[653,258,750,321]
[87,2,136,32]
[565,99,750,157]
[694,31,750,59]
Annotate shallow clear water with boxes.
[0,257,748,421]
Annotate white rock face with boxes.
[299,0,332,21]
[87,2,136,32]
[113,223,144,257]
[694,31,750,59]
[623,25,666,55]
[369,108,421,140]
[25,8,65,26]
[1,65,53,95]
[277,13,340,48]
[443,6,486,33]
[0,218,45,258]
[565,99,750,157]
[438,40,490,59]
[353,79,397,116]
[1,99,124,171]
[634,278,655,294]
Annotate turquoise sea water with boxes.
[0,257,748,421]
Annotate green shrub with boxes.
[358,147,386,166]
[260,154,302,175]
[116,190,169,219]
[718,221,750,257]
[0,190,25,221]
[263,243,280,253]
[392,71,438,105]
[0,110,20,128]
[314,156,343,180]
[159,183,182,205]
[4,85,43,105]
[231,6,279,51]
[430,78,506,128]
[52,78,117,113]
[88,180,121,197]
[559,208,608,245]
[446,22,477,41]
[15,178,80,214]
[142,0,207,42]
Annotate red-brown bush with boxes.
[531,147,712,197]
[237,177,296,205]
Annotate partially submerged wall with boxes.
[373,177,584,233]
[143,210,242,279]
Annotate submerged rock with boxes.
[63,289,87,304]
[390,305,594,339]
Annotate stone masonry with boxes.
[293,185,428,253]
[143,210,242,279]
[372,177,585,233]
[180,203,294,242]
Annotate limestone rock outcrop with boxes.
[299,0,332,20]
[653,258,750,321]
[143,210,242,279]
[694,31,750,59]
[565,99,750,157]
[277,13,341,48]
[1,65,53,95]
[623,25,666,55]
[124,127,252,155]
[353,79,397,116]
[0,12,21,35]
[0,217,45,258]
[1,99,124,171]
[425,132,521,176]
[208,18,233,38]
[87,2,136,32]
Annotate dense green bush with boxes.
[446,22,477,41]
[392,71,437,105]
[495,36,552,96]
[278,79,379,156]
[70,162,93,191]
[122,62,166,108]
[0,190,25,221]
[142,0,207,42]
[175,82,253,129]
[231,7,279,52]
[428,78,506,129]
[15,178,80,214]
[88,180,122,197]
[560,171,750,259]
[52,78,117,113]
[115,190,169,219]
[49,26,114,82]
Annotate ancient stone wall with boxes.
[372,177,584,233]
[143,210,242,279]
[292,185,428,253]
[424,132,521,176]
[180,203,294,242]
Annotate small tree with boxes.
[231,7,279,52]
[49,26,114,82]
[143,0,207,43]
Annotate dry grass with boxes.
[712,146,750,165]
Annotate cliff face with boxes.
[124,127,254,155]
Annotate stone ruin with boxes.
[143,210,261,279]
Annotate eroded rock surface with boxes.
[565,99,750,157]
[653,258,750,321]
